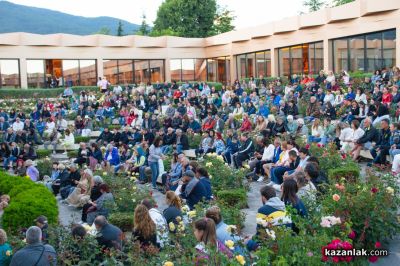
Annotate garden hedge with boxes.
[0,86,99,99]
[328,162,360,181]
[0,172,58,231]
[216,188,248,209]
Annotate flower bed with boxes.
[0,171,58,231]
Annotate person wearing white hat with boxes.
[25,159,39,182]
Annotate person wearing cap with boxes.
[35,215,49,243]
[179,170,208,210]
[10,226,57,266]
[25,159,39,182]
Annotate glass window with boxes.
[181,59,195,81]
[216,57,226,83]
[103,60,118,85]
[383,30,396,69]
[247,54,254,78]
[79,60,97,86]
[170,59,181,82]
[314,42,324,74]
[333,39,348,72]
[150,60,164,83]
[194,59,207,81]
[290,45,303,75]
[0,59,19,88]
[207,59,217,82]
[27,60,45,88]
[349,35,365,71]
[278,47,290,77]
[366,32,382,72]
[256,52,266,77]
[63,60,79,86]
[265,51,271,77]
[118,60,134,84]
[134,60,149,84]
[236,54,246,80]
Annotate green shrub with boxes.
[0,172,58,231]
[0,86,99,99]
[216,188,248,209]
[36,158,53,178]
[108,212,134,232]
[328,163,360,181]
[163,156,172,172]
[36,149,52,159]
[188,134,202,149]
[74,136,91,144]
[67,150,78,158]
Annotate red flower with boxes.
[368,256,379,263]
[321,255,329,262]
[317,143,322,148]
[305,144,310,149]
[332,256,340,263]
[341,153,347,160]
[371,187,379,193]
[348,230,356,239]
[375,242,381,248]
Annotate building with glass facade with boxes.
[0,0,398,88]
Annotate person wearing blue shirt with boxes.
[273,94,281,106]
[196,168,212,200]
[188,117,201,133]
[258,101,270,117]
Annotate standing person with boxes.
[148,137,165,190]
[10,226,57,266]
[100,77,109,93]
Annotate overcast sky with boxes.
[6,0,329,29]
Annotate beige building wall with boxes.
[0,0,398,88]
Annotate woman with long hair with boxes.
[193,218,232,264]
[66,168,94,208]
[281,179,307,217]
[308,118,323,143]
[163,191,183,231]
[133,204,159,249]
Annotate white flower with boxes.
[265,229,276,240]
[205,162,213,167]
[386,186,394,196]
[226,225,237,234]
[320,216,341,228]
[256,218,268,228]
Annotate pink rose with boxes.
[332,194,341,201]
[348,230,356,239]
[374,242,381,248]
[371,187,379,193]
[368,256,379,263]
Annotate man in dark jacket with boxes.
[60,163,81,199]
[94,216,123,250]
[353,118,379,160]
[180,170,208,210]
[96,128,113,145]
[233,133,255,169]
[175,129,189,153]
[370,119,391,165]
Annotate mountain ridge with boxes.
[0,1,141,35]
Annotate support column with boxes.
[20,58,28,89]
[323,39,330,72]
[396,27,400,67]
[96,58,103,79]
[270,48,278,77]
[165,58,171,82]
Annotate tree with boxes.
[303,0,325,12]
[152,0,217,38]
[332,0,355,6]
[136,13,150,36]
[116,21,124,36]
[212,5,235,35]
[96,27,111,35]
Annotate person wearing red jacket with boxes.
[382,87,393,106]
[202,113,216,132]
[240,113,253,132]
[173,89,182,104]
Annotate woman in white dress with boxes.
[60,128,75,154]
